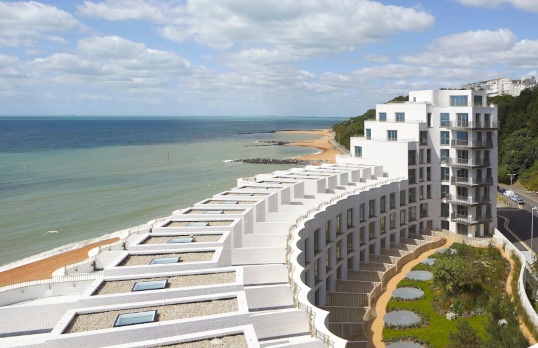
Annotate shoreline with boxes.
[0,128,345,287]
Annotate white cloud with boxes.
[364,54,390,63]
[78,0,184,23]
[75,93,112,101]
[0,1,80,47]
[455,0,538,12]
[400,29,538,70]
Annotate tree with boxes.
[448,320,482,348]
[431,256,481,294]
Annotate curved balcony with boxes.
[451,139,494,149]
[450,213,492,225]
[450,176,493,186]
[446,121,498,130]
[445,158,491,168]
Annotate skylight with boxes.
[132,280,168,292]
[186,222,209,226]
[168,237,194,244]
[204,210,224,214]
[114,311,157,327]
[149,257,180,265]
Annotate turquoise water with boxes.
[0,116,344,268]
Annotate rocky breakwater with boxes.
[227,158,326,165]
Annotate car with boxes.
[515,198,525,205]
[497,186,506,194]
[511,195,520,201]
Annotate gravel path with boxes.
[165,221,233,227]
[143,235,222,244]
[64,298,237,333]
[120,252,214,266]
[94,272,236,295]
[160,334,247,348]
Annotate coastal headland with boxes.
[0,129,343,286]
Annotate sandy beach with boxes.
[278,129,346,163]
[0,130,343,286]
[0,238,119,287]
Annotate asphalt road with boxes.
[497,183,538,254]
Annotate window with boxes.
[457,186,468,198]
[457,204,468,216]
[360,203,365,221]
[400,210,406,225]
[441,185,449,198]
[426,149,431,163]
[150,257,180,265]
[314,228,320,252]
[473,95,483,107]
[168,237,195,244]
[450,95,468,106]
[409,206,417,221]
[347,208,353,228]
[396,112,405,122]
[326,222,331,243]
[427,185,432,199]
[400,190,406,206]
[390,193,396,209]
[336,214,341,235]
[420,131,428,145]
[347,233,353,252]
[440,149,449,163]
[441,220,449,230]
[408,150,417,165]
[440,113,449,127]
[369,221,375,239]
[409,187,417,202]
[390,212,396,229]
[365,129,371,140]
[457,223,468,235]
[132,280,168,292]
[369,199,376,217]
[457,168,468,179]
[457,131,468,143]
[186,222,209,227]
[420,203,428,218]
[408,169,416,184]
[380,216,386,233]
[388,130,397,141]
[426,167,431,181]
[336,240,342,259]
[441,203,449,217]
[380,196,386,213]
[379,112,387,121]
[440,131,450,145]
[427,113,432,127]
[360,226,365,245]
[457,113,469,127]
[441,167,450,181]
[354,146,362,157]
[114,311,157,327]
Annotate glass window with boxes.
[347,208,353,228]
[400,210,406,225]
[336,214,341,234]
[347,233,353,252]
[441,220,449,230]
[441,167,450,181]
[409,206,417,221]
[426,167,431,181]
[132,280,168,292]
[380,196,386,213]
[379,112,387,121]
[457,113,469,127]
[390,193,396,209]
[420,131,428,145]
[408,169,416,184]
[473,95,483,107]
[365,129,371,140]
[360,203,365,221]
[369,199,375,217]
[150,257,180,265]
[426,149,431,163]
[441,185,450,198]
[380,216,386,233]
[400,190,406,206]
[450,95,468,106]
[440,131,450,145]
[354,146,362,157]
[408,150,417,165]
[390,212,396,229]
[369,221,375,239]
[314,228,320,252]
[440,149,450,163]
[388,130,397,141]
[114,311,157,327]
[440,113,449,127]
[396,112,405,122]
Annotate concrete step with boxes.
[242,264,288,286]
[245,284,294,312]
[250,309,310,342]
[242,233,287,248]
[232,247,286,265]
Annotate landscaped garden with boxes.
[382,243,529,347]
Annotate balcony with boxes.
[450,213,492,225]
[450,176,493,186]
[443,194,476,205]
[446,121,498,130]
[445,158,491,168]
[451,139,494,149]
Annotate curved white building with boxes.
[0,90,497,348]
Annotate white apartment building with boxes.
[0,90,497,347]
[346,89,498,237]
[462,76,536,97]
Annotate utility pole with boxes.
[508,173,516,189]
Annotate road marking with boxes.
[498,214,531,252]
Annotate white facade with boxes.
[462,76,536,97]
[0,90,498,347]
[348,89,498,237]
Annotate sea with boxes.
[0,116,345,269]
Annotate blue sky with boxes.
[1,0,537,117]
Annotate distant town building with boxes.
[462,76,536,97]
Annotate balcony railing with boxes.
[446,121,498,130]
[444,194,475,205]
[451,139,494,148]
[450,176,493,186]
[445,158,491,168]
[450,213,491,224]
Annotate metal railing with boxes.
[445,157,491,167]
[451,139,494,148]
[446,121,498,130]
